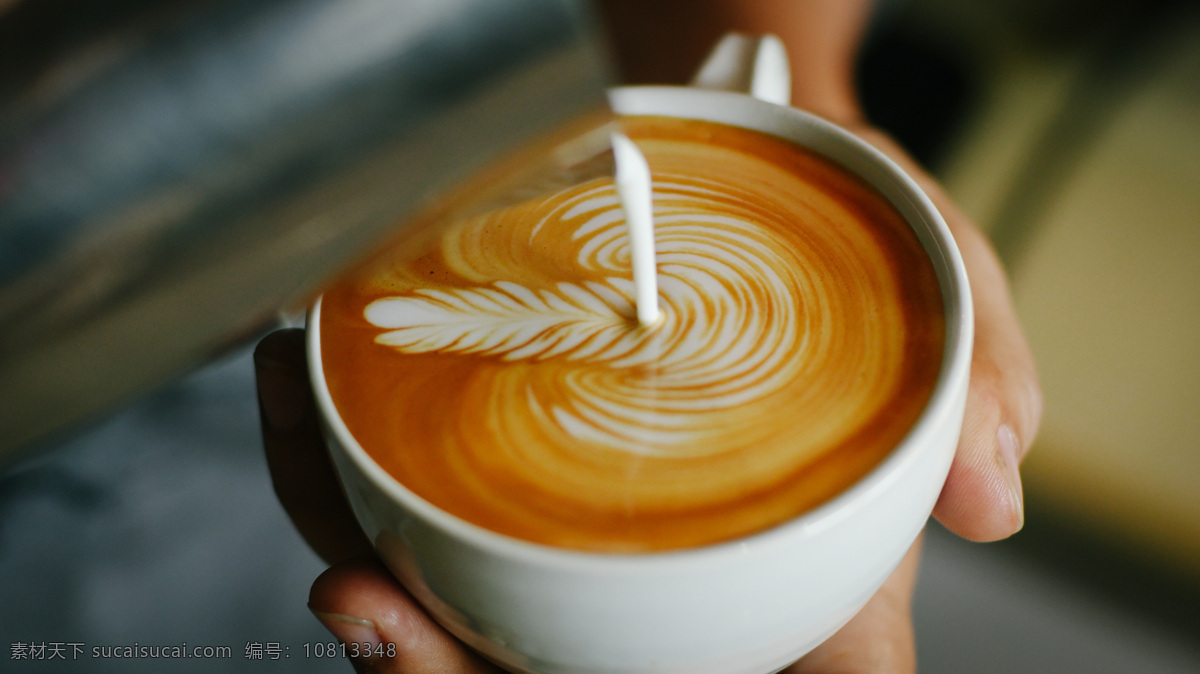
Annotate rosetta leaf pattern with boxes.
[366,280,639,363]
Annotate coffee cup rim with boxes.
[307,85,973,571]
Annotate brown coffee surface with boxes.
[319,116,945,553]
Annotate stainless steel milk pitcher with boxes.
[0,0,612,458]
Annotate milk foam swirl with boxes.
[363,176,809,456]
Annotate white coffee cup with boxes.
[307,34,973,674]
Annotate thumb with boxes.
[308,558,501,673]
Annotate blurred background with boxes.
[859,0,1200,670]
[2,0,1198,671]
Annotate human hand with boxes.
[254,138,1041,667]
[256,3,1041,669]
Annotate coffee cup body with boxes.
[308,75,973,674]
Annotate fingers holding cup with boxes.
[254,328,372,565]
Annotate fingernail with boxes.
[996,424,1025,530]
[255,357,309,433]
[310,607,382,654]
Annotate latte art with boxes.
[362,175,809,455]
[320,117,945,552]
